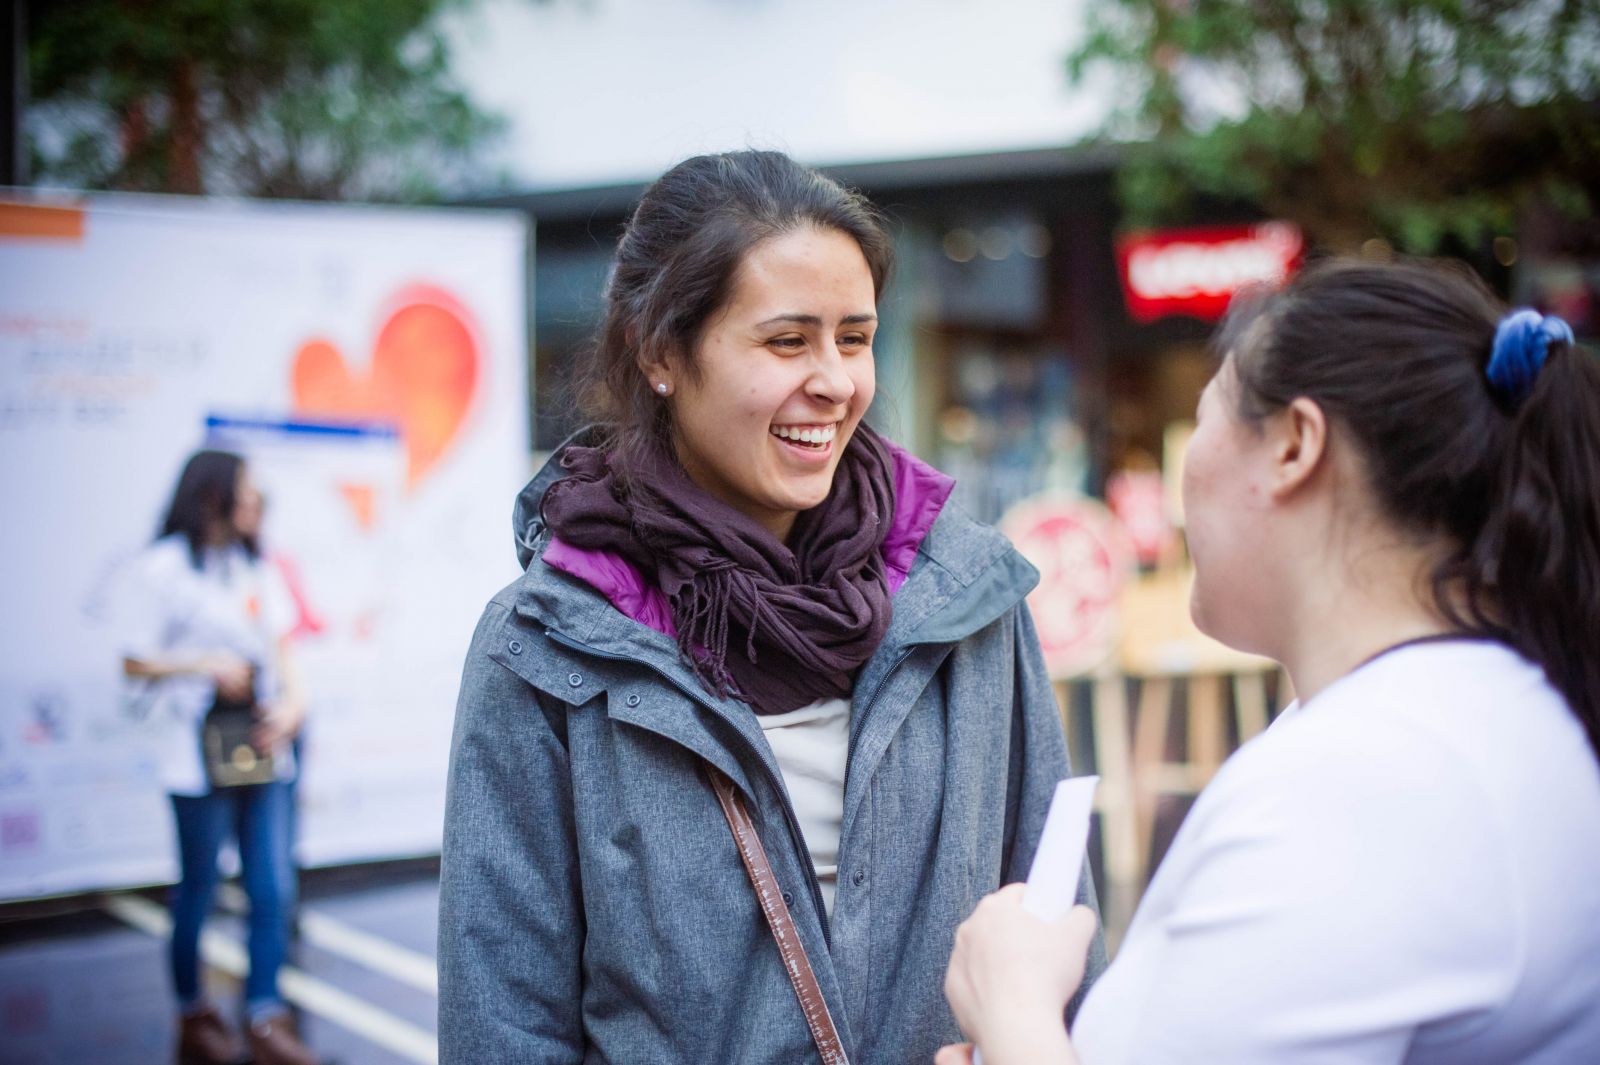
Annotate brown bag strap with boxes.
[705,764,850,1065]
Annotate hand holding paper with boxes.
[966,775,1099,1065]
[1022,775,1100,921]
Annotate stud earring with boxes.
[656,382,669,395]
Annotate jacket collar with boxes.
[837,500,1038,833]
[513,425,604,571]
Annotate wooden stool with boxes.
[1116,571,1283,883]
[1057,669,1141,948]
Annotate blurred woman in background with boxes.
[941,259,1600,1064]
[122,449,314,1065]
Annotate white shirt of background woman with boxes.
[119,535,298,796]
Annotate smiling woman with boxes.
[938,260,1600,1065]
[438,150,1104,1064]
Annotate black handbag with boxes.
[201,678,274,788]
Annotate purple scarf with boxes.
[541,426,896,715]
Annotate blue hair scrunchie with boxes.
[1488,308,1574,405]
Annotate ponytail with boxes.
[1222,260,1600,764]
[1464,327,1600,760]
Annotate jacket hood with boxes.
[513,426,605,571]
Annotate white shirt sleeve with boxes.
[1075,712,1521,1064]
[116,545,174,662]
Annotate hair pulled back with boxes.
[578,150,894,474]
[1218,258,1600,761]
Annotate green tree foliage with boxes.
[27,0,507,201]
[1068,0,1600,252]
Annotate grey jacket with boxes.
[438,454,1106,1063]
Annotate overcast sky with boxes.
[445,0,1108,190]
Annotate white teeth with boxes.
[771,424,837,444]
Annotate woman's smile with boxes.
[770,421,840,459]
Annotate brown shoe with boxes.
[248,1011,319,1065]
[176,1003,247,1065]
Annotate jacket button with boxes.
[507,639,523,655]
[625,694,641,707]
[852,870,866,886]
[781,890,794,908]
[568,672,583,688]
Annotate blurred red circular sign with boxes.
[1106,469,1171,567]
[999,494,1134,679]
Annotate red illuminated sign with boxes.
[1116,222,1304,324]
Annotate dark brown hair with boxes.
[576,150,894,475]
[1217,257,1600,761]
[159,449,258,569]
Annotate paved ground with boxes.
[0,861,442,1065]
[0,797,1183,1064]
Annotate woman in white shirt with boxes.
[122,450,316,1065]
[940,259,1600,1064]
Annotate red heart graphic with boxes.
[290,284,479,489]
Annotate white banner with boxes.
[0,192,529,899]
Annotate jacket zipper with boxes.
[541,628,835,949]
[837,646,917,860]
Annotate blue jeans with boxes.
[169,781,295,1017]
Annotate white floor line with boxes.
[101,893,439,1065]
[216,882,438,994]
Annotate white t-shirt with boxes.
[760,697,851,916]
[1073,640,1600,1064]
[119,535,297,796]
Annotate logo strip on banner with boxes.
[0,200,87,242]
[205,414,402,441]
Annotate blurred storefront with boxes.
[1510,200,1600,347]
[473,146,1298,523]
